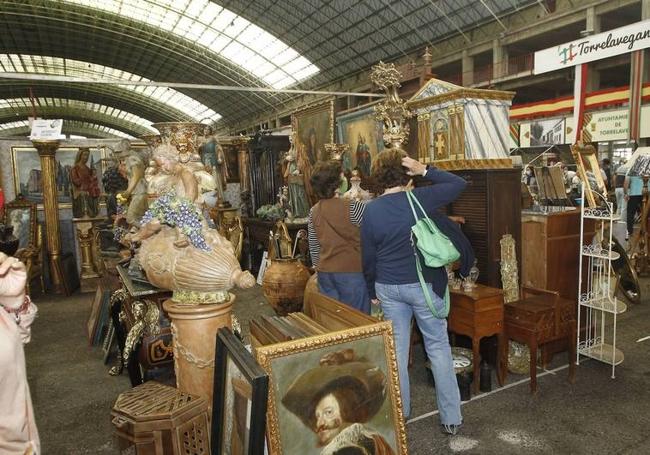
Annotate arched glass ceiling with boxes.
[0,120,134,139]
[0,54,220,122]
[0,97,157,133]
[57,0,319,89]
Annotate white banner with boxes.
[30,119,63,139]
[534,19,650,74]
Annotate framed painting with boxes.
[223,144,241,183]
[336,105,385,177]
[212,328,269,455]
[11,146,105,208]
[255,321,407,455]
[292,100,335,165]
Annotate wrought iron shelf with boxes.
[580,246,620,260]
[579,296,627,314]
[579,343,624,366]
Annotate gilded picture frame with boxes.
[212,328,269,455]
[255,321,407,455]
[336,105,385,177]
[11,146,106,209]
[292,100,335,165]
[571,143,606,208]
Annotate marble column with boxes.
[32,139,68,295]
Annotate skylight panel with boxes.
[0,54,221,122]
[211,36,232,53]
[56,0,319,88]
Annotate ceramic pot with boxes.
[0,225,19,256]
[164,296,234,406]
[262,258,311,316]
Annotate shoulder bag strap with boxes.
[413,246,450,319]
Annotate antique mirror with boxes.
[4,196,37,250]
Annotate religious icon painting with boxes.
[255,321,407,455]
[336,105,385,178]
[292,100,335,166]
[11,146,105,208]
[212,328,269,455]
[432,117,450,161]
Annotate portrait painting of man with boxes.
[256,322,406,455]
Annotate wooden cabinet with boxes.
[448,168,522,288]
[521,208,595,301]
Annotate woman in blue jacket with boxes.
[361,150,468,435]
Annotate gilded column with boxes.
[72,216,104,292]
[32,139,68,294]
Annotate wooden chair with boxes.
[4,197,44,294]
[499,286,576,394]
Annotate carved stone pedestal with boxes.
[163,296,234,406]
[73,216,105,292]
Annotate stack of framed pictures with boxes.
[244,294,408,455]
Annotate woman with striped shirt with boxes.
[308,160,370,314]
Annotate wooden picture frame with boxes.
[212,328,269,455]
[571,143,606,208]
[11,146,106,209]
[336,104,385,177]
[255,321,407,455]
[292,100,335,165]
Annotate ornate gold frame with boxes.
[255,321,407,455]
[4,195,38,248]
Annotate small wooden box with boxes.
[111,381,210,455]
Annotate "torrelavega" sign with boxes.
[534,19,650,74]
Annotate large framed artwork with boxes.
[255,321,407,455]
[336,105,385,177]
[11,146,105,208]
[292,100,335,165]
[212,328,269,455]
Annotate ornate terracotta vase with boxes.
[262,257,311,315]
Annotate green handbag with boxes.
[406,191,460,318]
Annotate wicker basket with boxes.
[111,381,210,455]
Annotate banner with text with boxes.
[30,119,63,139]
[534,19,650,74]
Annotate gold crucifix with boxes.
[435,132,446,158]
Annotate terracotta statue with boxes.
[133,214,255,302]
[283,142,310,219]
[107,141,148,226]
[70,147,100,218]
[200,127,228,205]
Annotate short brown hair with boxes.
[371,149,410,192]
[310,161,341,199]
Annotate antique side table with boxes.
[499,289,577,394]
[449,284,505,394]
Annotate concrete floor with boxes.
[25,280,650,454]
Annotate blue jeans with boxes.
[318,272,371,314]
[376,281,461,425]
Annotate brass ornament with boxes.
[370,61,413,149]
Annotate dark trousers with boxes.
[318,271,371,314]
[627,195,643,235]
